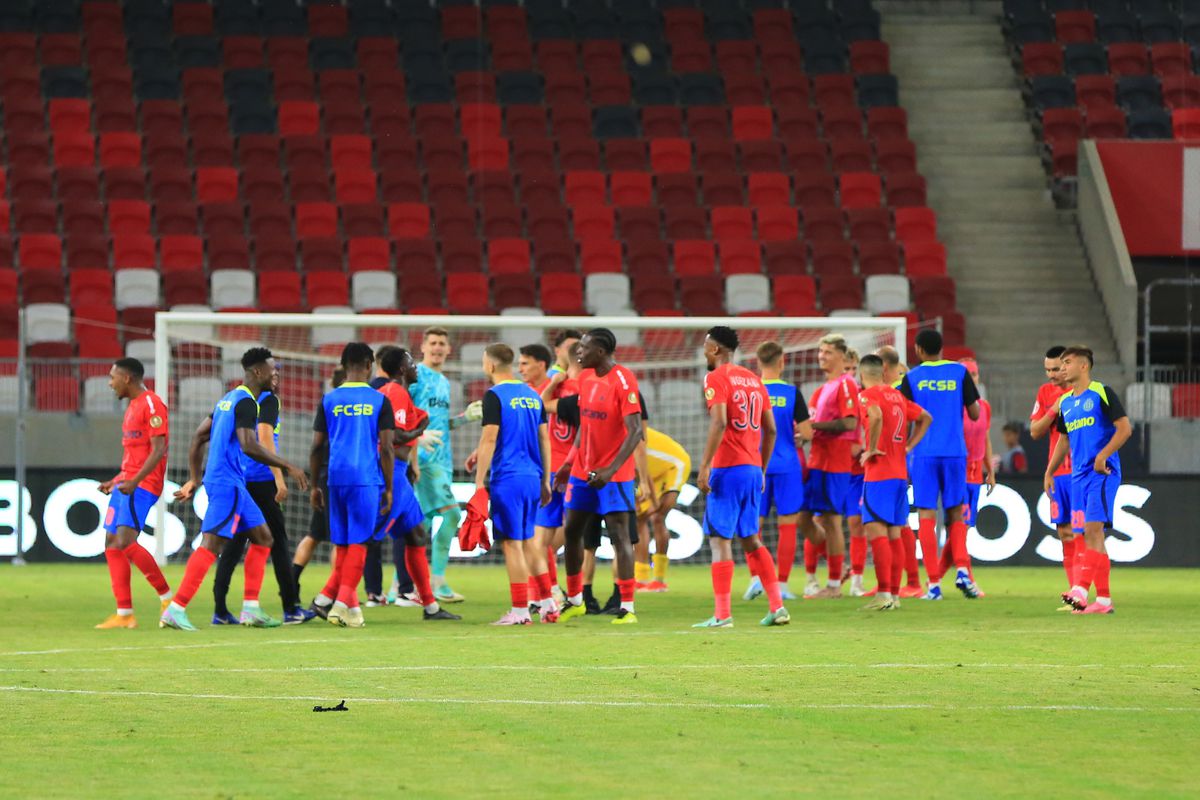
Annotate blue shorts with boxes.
[804,469,853,516]
[490,477,541,541]
[760,471,804,517]
[564,476,635,516]
[376,468,424,540]
[964,481,982,528]
[1049,473,1074,526]
[104,487,159,534]
[1070,471,1119,532]
[201,482,266,539]
[860,479,910,527]
[415,462,456,514]
[328,484,382,546]
[846,473,865,517]
[703,464,762,539]
[910,456,967,510]
[535,488,565,528]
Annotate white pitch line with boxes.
[1,685,1196,714]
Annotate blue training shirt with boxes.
[1055,381,1125,479]
[900,360,980,458]
[410,363,452,470]
[240,391,280,483]
[205,386,259,486]
[313,382,395,487]
[481,380,546,484]
[763,380,809,475]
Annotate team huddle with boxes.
[91,324,1133,631]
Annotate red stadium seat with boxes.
[1172,384,1200,418]
[732,107,774,141]
[632,272,677,312]
[387,203,431,239]
[857,241,902,276]
[774,275,818,315]
[259,272,303,312]
[695,137,737,172]
[21,269,66,303]
[802,206,845,242]
[610,172,653,207]
[492,274,537,309]
[846,208,891,242]
[111,233,155,270]
[299,238,344,273]
[603,139,648,172]
[1054,11,1095,44]
[253,234,297,272]
[1108,44,1149,77]
[306,272,350,308]
[894,207,938,243]
[830,137,873,172]
[664,204,707,240]
[196,167,239,203]
[701,171,744,206]
[98,132,141,168]
[532,237,576,275]
[14,200,58,233]
[794,171,837,207]
[159,235,203,273]
[565,171,606,208]
[487,239,531,275]
[579,240,622,275]
[617,207,662,242]
[573,204,616,240]
[850,41,890,75]
[279,101,320,137]
[718,240,761,275]
[36,377,79,413]
[628,239,670,275]
[679,275,725,315]
[673,240,717,276]
[748,173,791,206]
[642,106,684,138]
[903,241,947,276]
[442,237,484,274]
[53,132,95,167]
[810,240,855,278]
[756,206,800,242]
[49,99,90,132]
[541,273,584,315]
[840,172,882,209]
[1151,44,1192,78]
[295,202,338,239]
[108,200,151,235]
[446,273,491,314]
[657,173,699,208]
[911,276,956,317]
[1022,43,1063,77]
[819,274,864,311]
[711,207,754,240]
[347,238,391,273]
[163,271,207,306]
[650,139,693,173]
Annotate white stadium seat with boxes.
[0,376,25,412]
[178,376,225,414]
[310,306,355,347]
[83,376,122,415]
[865,275,910,314]
[125,340,156,377]
[167,304,215,342]
[499,307,546,346]
[114,269,160,310]
[23,303,71,343]
[585,274,631,315]
[1125,382,1172,420]
[210,270,255,310]
[351,271,397,311]
[725,274,771,315]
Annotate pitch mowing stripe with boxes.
[0,663,1189,674]
[1,685,1197,713]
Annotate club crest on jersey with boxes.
[1083,398,1095,412]
[704,387,715,400]
[628,391,638,404]
[149,415,163,428]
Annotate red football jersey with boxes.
[1032,382,1072,477]
[118,390,169,495]
[548,376,579,471]
[377,381,421,455]
[858,384,924,482]
[704,363,770,469]
[574,365,641,482]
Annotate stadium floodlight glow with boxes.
[152,311,907,564]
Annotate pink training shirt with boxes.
[963,398,991,484]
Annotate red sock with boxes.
[1075,546,1088,587]
[336,544,366,608]
[869,537,892,595]
[1061,537,1077,586]
[849,535,867,576]
[320,545,346,600]
[533,572,552,602]
[1094,551,1111,599]
[173,547,217,608]
[938,539,953,580]
[243,543,270,602]
[546,546,558,584]
[509,581,528,610]
[1076,547,1099,591]
[567,572,583,599]
[889,537,904,595]
[918,518,940,583]
[818,540,827,559]
[617,578,635,603]
[526,577,539,601]
[901,526,921,586]
[746,546,784,612]
[776,523,797,583]
[122,541,169,595]
[104,548,133,610]
[404,544,435,607]
[711,560,734,619]
[949,521,970,569]
[827,554,844,584]
[803,538,819,574]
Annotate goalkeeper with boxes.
[410,326,483,604]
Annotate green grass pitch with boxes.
[1,564,1197,799]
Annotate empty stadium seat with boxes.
[585,273,631,314]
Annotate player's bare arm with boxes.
[119,435,166,495]
[553,426,583,491]
[965,399,981,422]
[1094,415,1132,475]
[983,423,997,493]
[538,423,552,506]
[309,430,327,510]
[377,428,394,516]
[811,415,856,433]
[590,413,644,489]
[174,416,213,501]
[1029,404,1058,440]
[1045,434,1070,494]
[698,401,727,494]
[540,371,568,412]
[236,426,308,491]
[795,417,814,443]
[472,424,499,490]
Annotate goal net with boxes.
[150,312,906,565]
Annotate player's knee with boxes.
[406,527,428,547]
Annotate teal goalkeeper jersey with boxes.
[411,363,452,470]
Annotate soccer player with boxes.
[211,371,313,625]
[410,326,482,604]
[1029,345,1079,599]
[365,344,414,607]
[554,328,645,624]
[634,426,691,592]
[951,358,996,589]
[877,347,923,597]
[291,366,344,600]
[857,355,931,611]
[744,340,811,603]
[550,329,582,376]
[803,334,860,599]
[371,346,462,623]
[844,347,870,596]
[899,330,982,600]
[166,348,310,631]
[95,357,173,629]
[471,344,555,625]
[537,342,584,603]
[518,343,553,391]
[694,326,789,628]
[1045,346,1131,615]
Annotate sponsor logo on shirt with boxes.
[332,403,376,417]
[1065,416,1095,432]
[916,379,958,391]
[704,387,716,400]
[581,408,608,420]
[770,395,787,408]
[508,397,541,410]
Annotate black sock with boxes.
[291,563,304,599]
[582,584,595,603]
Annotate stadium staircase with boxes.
[882,1,1121,417]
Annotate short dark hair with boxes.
[485,342,514,367]
[330,366,347,388]
[1045,345,1066,359]
[375,344,399,365]
[1002,421,1024,435]
[859,354,884,370]
[380,347,411,378]
[423,326,449,340]
[113,357,144,380]
[241,346,273,371]
[519,343,553,369]
[1061,345,1094,368]
[756,340,783,366]
[915,329,943,356]
[706,325,739,352]
[554,329,583,347]
[340,341,374,369]
[584,327,617,354]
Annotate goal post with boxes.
[151,311,906,565]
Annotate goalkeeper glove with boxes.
[416,428,444,454]
[463,400,484,422]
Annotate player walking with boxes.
[166,348,310,631]
[694,326,788,628]
[95,357,173,629]
[1028,346,1079,602]
[1045,346,1131,614]
[857,355,932,610]
[898,330,981,600]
